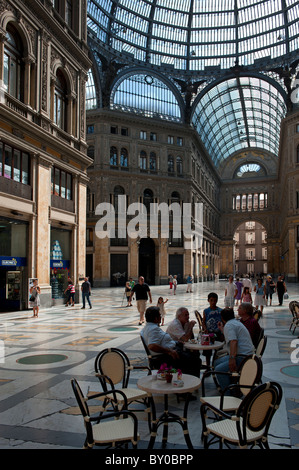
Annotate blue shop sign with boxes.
[50,260,70,269]
[0,257,27,267]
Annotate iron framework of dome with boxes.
[87,0,299,71]
[86,0,299,167]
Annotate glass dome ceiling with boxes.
[87,0,299,71]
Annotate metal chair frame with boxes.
[201,381,282,449]
[71,378,139,449]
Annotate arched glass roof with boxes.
[191,76,287,166]
[111,73,182,121]
[87,0,299,71]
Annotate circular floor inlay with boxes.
[17,354,68,365]
[280,365,299,378]
[108,326,138,332]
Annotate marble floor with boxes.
[0,280,298,451]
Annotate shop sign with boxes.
[50,260,70,269]
[0,257,27,267]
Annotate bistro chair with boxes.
[93,348,151,428]
[201,381,282,449]
[200,354,263,415]
[289,301,299,334]
[255,334,267,358]
[140,334,158,370]
[194,310,204,338]
[71,378,139,449]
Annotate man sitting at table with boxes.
[214,307,254,393]
[166,307,196,342]
[141,306,201,378]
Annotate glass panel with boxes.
[4,145,12,179]
[66,173,72,200]
[22,152,29,185]
[13,149,21,182]
[87,1,299,71]
[61,171,66,198]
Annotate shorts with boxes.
[136,299,147,313]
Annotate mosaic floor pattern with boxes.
[0,280,298,453]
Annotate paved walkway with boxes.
[0,280,298,450]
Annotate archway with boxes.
[233,221,267,278]
[138,238,155,285]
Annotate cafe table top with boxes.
[137,373,201,395]
[183,340,225,351]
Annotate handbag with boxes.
[29,295,36,302]
[284,292,289,300]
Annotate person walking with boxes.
[130,276,152,325]
[81,277,92,309]
[253,278,266,314]
[276,275,287,306]
[65,280,75,307]
[265,275,276,306]
[186,274,193,292]
[29,278,41,318]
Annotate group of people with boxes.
[63,277,92,309]
[140,291,263,393]
[224,274,287,313]
[139,274,272,395]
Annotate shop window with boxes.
[51,167,72,200]
[4,25,24,102]
[0,142,30,184]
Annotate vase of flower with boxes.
[165,372,173,383]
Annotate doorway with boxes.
[138,238,155,285]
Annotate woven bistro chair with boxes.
[201,381,282,449]
[255,334,267,358]
[200,354,263,416]
[194,310,204,338]
[71,378,139,449]
[289,301,299,334]
[93,348,151,428]
[140,334,157,370]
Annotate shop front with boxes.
[0,218,28,312]
[50,227,71,305]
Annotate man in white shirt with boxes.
[141,306,201,377]
[242,274,252,292]
[166,307,196,342]
[224,275,238,308]
[214,307,254,392]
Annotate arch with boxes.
[0,11,33,58]
[110,69,183,122]
[52,62,74,95]
[191,73,288,167]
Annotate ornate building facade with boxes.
[0,0,91,310]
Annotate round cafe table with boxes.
[137,373,201,449]
[184,340,225,370]
[184,340,225,352]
